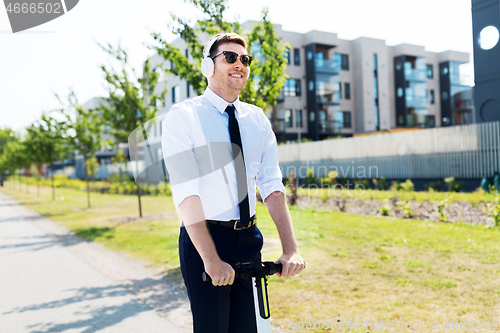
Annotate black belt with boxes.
[206,215,257,230]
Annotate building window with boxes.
[284,78,301,96]
[172,85,180,104]
[442,91,449,101]
[296,109,303,128]
[284,47,291,65]
[373,54,380,130]
[430,89,435,104]
[294,48,300,66]
[345,82,351,100]
[335,111,352,128]
[427,64,433,79]
[343,112,352,128]
[185,49,189,59]
[335,53,349,70]
[170,60,175,70]
[186,81,190,98]
[285,109,293,127]
[426,115,436,128]
[397,87,403,97]
[155,98,163,108]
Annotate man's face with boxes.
[209,42,249,95]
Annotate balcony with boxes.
[404,68,427,82]
[276,89,285,103]
[316,89,341,105]
[405,95,428,109]
[271,118,286,133]
[315,58,340,74]
[450,73,471,87]
[318,119,342,134]
[453,98,474,112]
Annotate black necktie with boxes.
[225,104,250,227]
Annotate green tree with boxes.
[150,1,287,112]
[98,43,166,217]
[0,128,19,186]
[85,157,99,190]
[1,141,32,192]
[111,148,127,185]
[59,91,104,208]
[25,115,70,199]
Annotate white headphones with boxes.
[200,34,251,79]
[201,34,221,78]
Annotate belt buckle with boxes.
[233,220,245,230]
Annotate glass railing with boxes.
[276,89,285,102]
[450,74,472,86]
[318,119,342,134]
[315,58,340,74]
[452,97,474,111]
[405,95,428,109]
[316,90,341,104]
[404,68,427,81]
[271,118,286,133]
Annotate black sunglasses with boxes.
[211,51,253,67]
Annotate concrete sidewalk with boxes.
[0,191,187,333]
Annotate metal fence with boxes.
[277,122,500,179]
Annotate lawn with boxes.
[2,181,500,332]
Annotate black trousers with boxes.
[179,223,264,333]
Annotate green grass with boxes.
[2,181,500,332]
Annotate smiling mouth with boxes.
[230,74,243,78]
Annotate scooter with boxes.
[202,261,282,333]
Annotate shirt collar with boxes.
[204,87,242,115]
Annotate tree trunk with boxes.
[51,164,55,201]
[26,175,29,194]
[134,158,142,217]
[37,174,40,197]
[85,159,91,209]
[137,182,142,217]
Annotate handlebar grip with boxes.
[202,261,283,282]
[202,272,211,282]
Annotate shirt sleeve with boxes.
[256,114,286,202]
[161,105,200,209]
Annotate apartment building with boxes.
[150,21,474,142]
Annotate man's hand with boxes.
[204,259,236,286]
[275,252,305,278]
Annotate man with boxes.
[162,32,305,333]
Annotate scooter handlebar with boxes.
[202,261,282,282]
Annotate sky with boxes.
[0,0,475,132]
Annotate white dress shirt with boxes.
[161,87,286,221]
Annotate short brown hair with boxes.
[206,33,247,57]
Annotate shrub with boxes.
[373,177,389,190]
[427,181,442,192]
[381,205,391,216]
[400,179,414,192]
[390,180,401,191]
[490,196,500,227]
[444,177,463,192]
[354,179,370,190]
[437,199,448,222]
[321,171,338,187]
[397,201,413,218]
[305,168,317,185]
